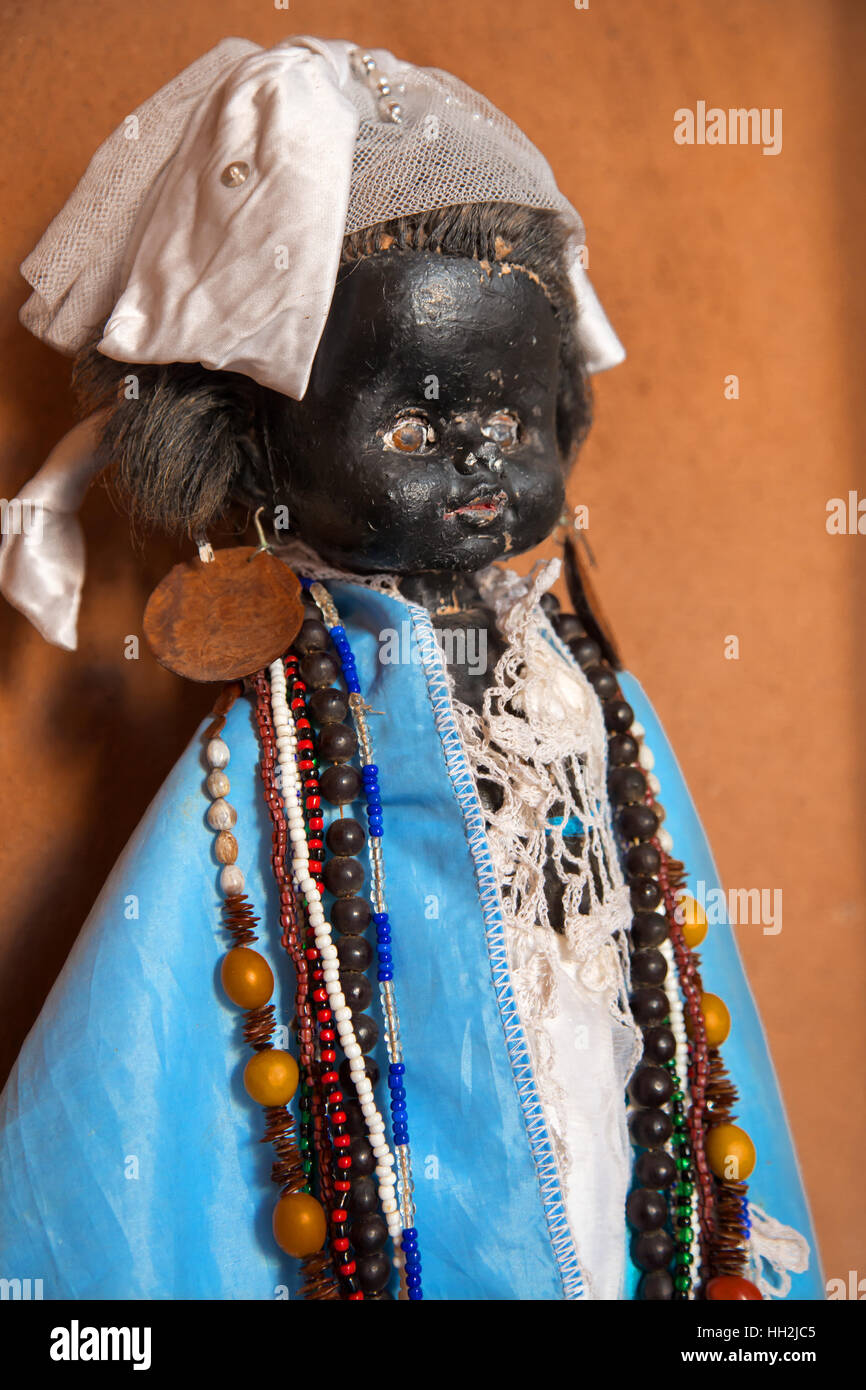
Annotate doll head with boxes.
[75,202,592,576]
[2,37,624,648]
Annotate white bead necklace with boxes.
[268,659,402,1243]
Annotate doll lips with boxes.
[444,490,508,525]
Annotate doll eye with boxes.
[481,410,520,447]
[384,412,434,454]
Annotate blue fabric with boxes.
[0,582,822,1299]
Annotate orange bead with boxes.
[686,991,731,1047]
[678,893,708,948]
[220,947,273,1010]
[706,1275,762,1300]
[244,1049,299,1107]
[701,992,731,1047]
[272,1191,327,1257]
[706,1123,756,1181]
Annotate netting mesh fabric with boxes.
[341,51,579,235]
[20,39,259,348]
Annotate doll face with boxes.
[269,251,565,573]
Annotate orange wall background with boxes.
[0,0,863,1292]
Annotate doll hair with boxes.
[73,202,593,539]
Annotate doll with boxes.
[0,36,820,1301]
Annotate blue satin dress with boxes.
[0,580,823,1299]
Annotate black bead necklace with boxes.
[542,591,697,1301]
[287,601,394,1298]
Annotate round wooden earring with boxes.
[144,520,304,683]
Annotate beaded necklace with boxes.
[205,578,422,1300]
[254,665,347,1295]
[203,685,335,1298]
[546,597,762,1301]
[206,559,760,1301]
[303,579,423,1298]
[270,649,397,1296]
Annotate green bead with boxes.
[302,1159,313,1175]
[676,1224,693,1244]
[675,1181,694,1197]
[676,1204,691,1221]
[676,1156,692,1172]
[672,1113,686,1130]
[675,1274,691,1292]
[299,1136,311,1153]
[675,1250,692,1267]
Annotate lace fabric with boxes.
[470,559,635,1009]
[454,559,640,1296]
[273,537,404,598]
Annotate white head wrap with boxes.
[3,34,625,648]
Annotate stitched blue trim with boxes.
[404,600,587,1301]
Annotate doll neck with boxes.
[396,569,486,616]
[277,539,504,710]
[396,569,506,713]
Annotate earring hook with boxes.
[250,506,272,558]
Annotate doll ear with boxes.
[228,428,278,517]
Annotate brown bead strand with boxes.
[655,849,715,1285]
[281,654,370,1297]
[547,606,727,1296]
[299,1252,344,1301]
[221,892,260,948]
[204,679,246,741]
[655,848,751,1284]
[219,893,279,1051]
[263,1106,307,1191]
[253,672,334,1206]
[207,685,328,1295]
[704,1051,750,1277]
[254,667,347,1297]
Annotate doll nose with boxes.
[454,441,504,476]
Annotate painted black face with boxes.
[265,251,566,574]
